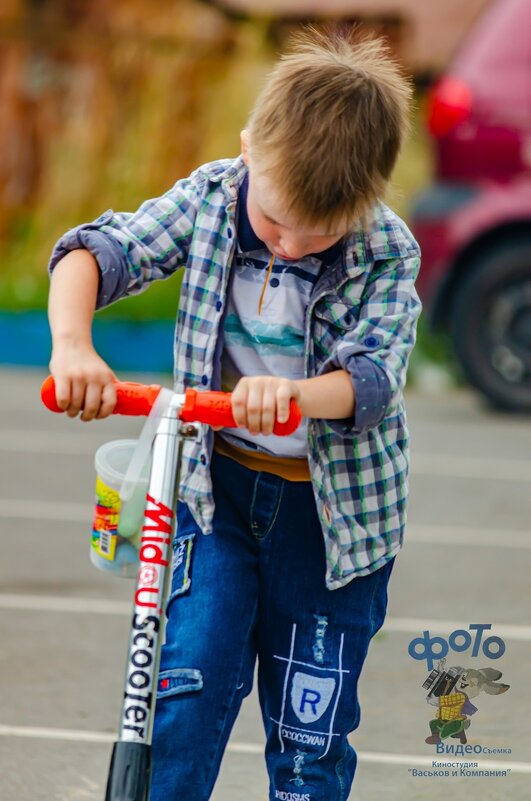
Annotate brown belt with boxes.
[214,434,311,482]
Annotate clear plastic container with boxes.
[91,439,150,579]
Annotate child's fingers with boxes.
[231,382,249,429]
[79,382,104,421]
[53,376,72,412]
[275,382,293,424]
[96,381,117,419]
[260,387,277,435]
[66,378,87,417]
[245,383,264,435]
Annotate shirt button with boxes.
[200,454,207,465]
[227,228,233,239]
[201,375,208,386]
[215,301,222,312]
[270,277,280,288]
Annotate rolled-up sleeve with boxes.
[48,173,203,310]
[49,211,131,309]
[318,253,422,435]
[348,354,392,430]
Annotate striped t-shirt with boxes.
[220,175,342,458]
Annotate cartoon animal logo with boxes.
[422,659,509,745]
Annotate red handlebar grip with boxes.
[180,389,302,436]
[113,382,162,416]
[40,376,161,416]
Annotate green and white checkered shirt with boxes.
[50,156,422,589]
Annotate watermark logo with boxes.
[408,623,505,671]
[408,624,510,753]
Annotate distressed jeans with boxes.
[150,451,396,801]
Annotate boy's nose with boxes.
[278,238,308,260]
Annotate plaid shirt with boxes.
[50,157,421,590]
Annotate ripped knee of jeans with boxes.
[165,533,195,619]
[157,667,203,699]
[312,614,329,665]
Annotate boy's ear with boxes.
[240,129,250,165]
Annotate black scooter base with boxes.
[105,741,151,801]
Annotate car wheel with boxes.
[450,238,531,412]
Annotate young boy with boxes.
[48,28,421,801]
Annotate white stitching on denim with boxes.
[277,623,297,754]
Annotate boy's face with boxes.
[241,130,349,261]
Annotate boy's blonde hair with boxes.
[247,26,412,231]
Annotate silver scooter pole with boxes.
[105,394,197,801]
[41,376,301,801]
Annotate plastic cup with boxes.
[91,440,150,579]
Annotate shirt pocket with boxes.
[313,295,361,332]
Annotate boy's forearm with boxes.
[48,249,100,344]
[295,370,355,420]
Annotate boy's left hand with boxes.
[231,376,301,435]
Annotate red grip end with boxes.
[41,375,63,413]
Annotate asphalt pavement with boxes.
[0,368,530,801]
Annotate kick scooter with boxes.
[41,376,301,801]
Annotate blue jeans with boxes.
[150,451,395,801]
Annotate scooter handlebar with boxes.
[180,388,301,436]
[40,376,302,436]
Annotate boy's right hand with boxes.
[49,342,117,421]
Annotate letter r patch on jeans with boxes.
[291,672,336,724]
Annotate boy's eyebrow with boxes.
[258,203,343,237]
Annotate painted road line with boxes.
[0,499,89,522]
[411,453,531,482]
[0,430,106,455]
[0,724,115,744]
[2,501,529,551]
[1,430,531,481]
[0,724,528,773]
[0,594,130,615]
[0,594,529,642]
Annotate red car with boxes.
[411,0,531,411]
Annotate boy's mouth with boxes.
[271,248,298,261]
